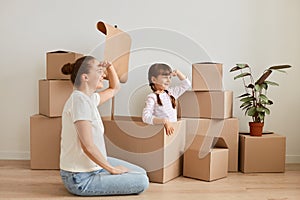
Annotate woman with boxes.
[60,56,149,196]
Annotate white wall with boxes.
[0,0,299,162]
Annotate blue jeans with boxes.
[60,157,149,196]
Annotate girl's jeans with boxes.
[60,157,149,196]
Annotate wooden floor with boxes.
[0,160,299,200]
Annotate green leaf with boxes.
[261,82,268,90]
[267,100,273,105]
[255,84,261,92]
[269,65,291,70]
[242,104,252,110]
[240,97,254,102]
[257,105,271,115]
[264,107,270,114]
[258,113,265,121]
[234,72,251,80]
[240,101,252,108]
[237,93,250,98]
[247,107,257,116]
[244,107,251,115]
[229,66,241,72]
[256,106,264,112]
[237,64,249,69]
[265,81,279,86]
[230,64,249,72]
[259,94,268,101]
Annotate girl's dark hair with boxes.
[148,63,176,109]
[61,56,95,88]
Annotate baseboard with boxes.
[286,155,300,163]
[0,151,299,163]
[0,151,30,160]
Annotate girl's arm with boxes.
[142,96,174,135]
[169,69,191,98]
[98,63,120,105]
[173,69,186,80]
[75,120,128,174]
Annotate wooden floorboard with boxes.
[0,160,299,200]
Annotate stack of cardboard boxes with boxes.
[178,62,239,181]
[30,51,83,169]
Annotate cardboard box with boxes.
[39,80,73,117]
[30,114,61,169]
[178,90,233,119]
[102,116,185,183]
[97,21,131,83]
[239,133,286,173]
[46,51,84,80]
[183,135,228,181]
[192,62,223,91]
[182,118,238,172]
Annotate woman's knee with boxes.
[136,174,149,194]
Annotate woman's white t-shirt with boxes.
[60,90,107,172]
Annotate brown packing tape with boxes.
[97,21,131,83]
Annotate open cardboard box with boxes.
[182,117,239,172]
[183,135,228,181]
[102,116,186,183]
[46,51,84,80]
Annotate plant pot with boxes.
[249,122,264,136]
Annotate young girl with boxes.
[142,63,191,135]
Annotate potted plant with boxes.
[229,64,291,136]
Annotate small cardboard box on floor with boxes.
[182,117,239,172]
[192,62,223,91]
[183,135,228,181]
[30,114,61,169]
[239,133,286,173]
[46,51,84,80]
[178,90,233,119]
[102,116,185,183]
[39,79,73,117]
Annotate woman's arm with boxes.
[98,63,120,105]
[74,120,128,174]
